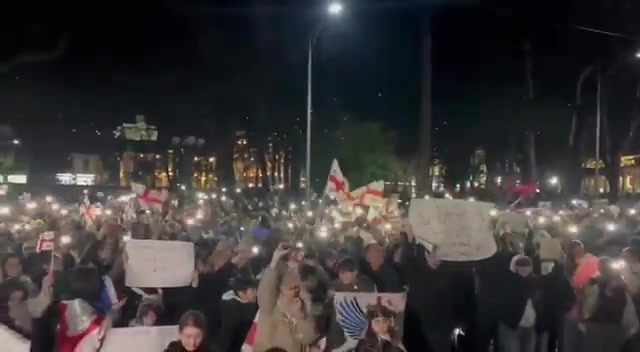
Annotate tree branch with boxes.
[0,35,69,73]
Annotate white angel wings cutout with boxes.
[333,295,368,351]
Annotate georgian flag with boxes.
[324,159,349,200]
[346,181,385,207]
[36,231,55,252]
[131,183,167,212]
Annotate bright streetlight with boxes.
[328,2,344,15]
[548,176,559,186]
[306,1,344,207]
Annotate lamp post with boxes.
[305,1,343,207]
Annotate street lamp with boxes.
[548,176,559,186]
[306,1,343,207]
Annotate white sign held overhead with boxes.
[125,240,195,288]
[409,199,497,262]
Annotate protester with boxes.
[165,310,210,352]
[253,243,318,352]
[217,277,258,352]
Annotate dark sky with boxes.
[1,0,639,174]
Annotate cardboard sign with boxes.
[125,240,194,287]
[409,199,496,261]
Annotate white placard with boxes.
[0,325,29,352]
[409,199,497,262]
[497,212,529,233]
[0,325,179,351]
[102,326,178,351]
[125,240,195,287]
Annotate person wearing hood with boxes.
[497,255,539,352]
[216,277,258,352]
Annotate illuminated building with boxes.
[581,155,640,194]
[55,154,105,185]
[469,147,487,188]
[116,115,159,186]
[233,131,289,189]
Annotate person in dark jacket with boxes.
[216,277,258,352]
[535,261,575,352]
[400,240,454,352]
[165,310,211,352]
[360,243,404,293]
[497,255,539,352]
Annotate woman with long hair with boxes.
[355,305,405,352]
[165,310,211,352]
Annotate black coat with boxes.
[497,272,539,329]
[535,265,575,332]
[165,340,212,352]
[400,242,456,330]
[215,297,258,352]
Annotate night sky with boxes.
[2,0,640,177]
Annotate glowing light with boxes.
[60,209,69,216]
[568,224,579,234]
[122,233,132,241]
[295,241,304,249]
[51,203,60,211]
[384,223,392,231]
[606,223,617,232]
[611,260,626,270]
[221,188,227,193]
[468,197,475,202]
[537,216,546,225]
[220,195,227,201]
[251,246,260,255]
[45,195,54,203]
[552,215,561,223]
[629,209,637,215]
[489,209,498,217]
[318,226,328,238]
[235,188,241,193]
[287,222,294,229]
[60,235,72,245]
[289,203,297,210]
[525,210,532,216]
[327,1,344,15]
[25,201,37,210]
[185,218,195,225]
[306,211,313,218]
[0,207,10,215]
[334,222,341,229]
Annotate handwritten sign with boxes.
[102,326,178,351]
[409,199,496,261]
[125,240,194,287]
[497,212,528,233]
[0,325,29,352]
[0,325,178,352]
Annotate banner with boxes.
[0,325,177,352]
[332,292,407,352]
[102,325,178,351]
[0,325,29,352]
[409,199,496,261]
[125,240,194,287]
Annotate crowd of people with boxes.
[0,190,640,352]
